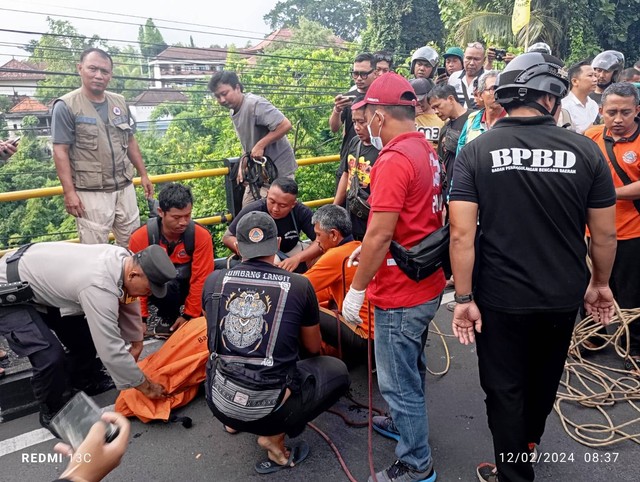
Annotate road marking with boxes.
[0,404,114,457]
[442,291,454,304]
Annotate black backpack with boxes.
[146,217,196,280]
[146,217,196,257]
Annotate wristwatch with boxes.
[454,293,474,304]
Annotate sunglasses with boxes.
[351,69,374,79]
[467,42,484,49]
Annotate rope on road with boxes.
[427,320,452,376]
[555,304,640,447]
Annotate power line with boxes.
[0,28,353,66]
[0,6,354,52]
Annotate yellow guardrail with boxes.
[0,155,340,203]
[0,155,339,256]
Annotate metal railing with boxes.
[0,154,339,256]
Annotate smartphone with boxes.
[436,67,447,76]
[341,93,357,101]
[50,391,120,450]
[9,137,20,146]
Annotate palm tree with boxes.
[454,9,562,51]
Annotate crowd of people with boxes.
[0,40,639,482]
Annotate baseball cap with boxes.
[409,78,435,101]
[236,211,278,259]
[443,47,464,61]
[352,72,417,110]
[135,245,177,298]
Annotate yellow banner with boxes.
[512,0,531,35]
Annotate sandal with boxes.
[255,440,310,474]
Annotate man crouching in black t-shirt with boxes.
[203,211,350,475]
[223,178,323,273]
[449,53,617,482]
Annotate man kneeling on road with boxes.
[129,183,214,338]
[223,178,322,273]
[304,205,373,363]
[204,211,350,475]
[0,243,175,435]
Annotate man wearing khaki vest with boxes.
[52,47,153,246]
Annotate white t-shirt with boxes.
[448,70,478,109]
[561,91,599,134]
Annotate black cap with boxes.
[236,211,278,259]
[135,245,176,298]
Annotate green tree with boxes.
[30,18,104,103]
[363,0,444,57]
[137,18,168,62]
[264,0,365,42]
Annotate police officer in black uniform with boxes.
[448,53,618,482]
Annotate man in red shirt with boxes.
[343,73,445,482]
[586,82,640,371]
[129,183,214,337]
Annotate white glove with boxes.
[347,245,362,267]
[342,286,366,325]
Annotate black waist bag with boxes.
[389,224,450,282]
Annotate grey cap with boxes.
[236,211,278,259]
[135,245,177,298]
[409,78,435,100]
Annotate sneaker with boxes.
[528,443,539,464]
[373,415,400,441]
[476,462,498,482]
[446,301,457,312]
[368,460,436,482]
[154,319,173,339]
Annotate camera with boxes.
[494,48,507,62]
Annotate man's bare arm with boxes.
[54,143,85,217]
[127,136,153,198]
[251,118,293,159]
[350,211,399,290]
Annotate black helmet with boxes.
[411,46,439,78]
[591,50,625,81]
[494,52,568,105]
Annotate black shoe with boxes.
[71,367,115,396]
[39,405,61,438]
[154,318,174,339]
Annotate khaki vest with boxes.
[56,89,134,192]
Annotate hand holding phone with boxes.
[55,411,131,482]
[436,67,447,77]
[50,391,120,450]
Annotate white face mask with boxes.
[367,111,384,150]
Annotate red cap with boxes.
[352,72,417,110]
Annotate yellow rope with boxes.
[555,304,640,447]
[427,320,453,376]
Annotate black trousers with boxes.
[318,309,369,364]
[610,237,640,354]
[149,278,190,320]
[207,356,350,437]
[475,306,577,482]
[0,304,98,411]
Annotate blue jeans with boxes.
[374,295,441,473]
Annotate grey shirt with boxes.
[52,101,135,145]
[0,242,145,389]
[231,93,297,178]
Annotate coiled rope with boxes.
[555,303,640,447]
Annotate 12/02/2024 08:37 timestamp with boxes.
[500,452,620,464]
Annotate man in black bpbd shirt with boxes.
[449,53,618,482]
